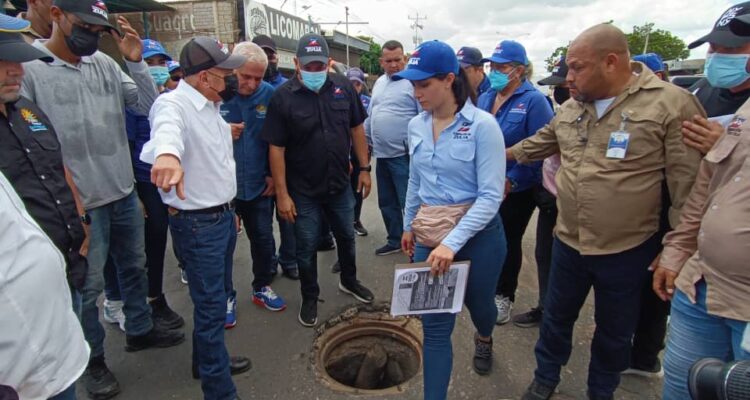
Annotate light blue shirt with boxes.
[365,74,421,158]
[403,101,506,253]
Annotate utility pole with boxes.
[642,23,653,54]
[408,13,426,47]
[317,7,368,68]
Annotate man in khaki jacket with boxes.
[512,24,705,400]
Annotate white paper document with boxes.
[390,262,470,316]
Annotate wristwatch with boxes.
[80,213,91,225]
[359,165,372,172]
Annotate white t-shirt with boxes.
[594,97,616,120]
[0,172,89,399]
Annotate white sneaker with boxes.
[103,299,126,332]
[495,295,513,325]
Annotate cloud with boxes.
[268,0,735,69]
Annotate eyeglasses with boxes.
[170,75,182,82]
[206,70,233,80]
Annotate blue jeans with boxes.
[274,206,297,271]
[235,196,275,291]
[415,215,505,400]
[290,189,357,300]
[82,190,151,358]
[169,209,236,400]
[662,280,750,400]
[48,383,76,400]
[376,156,409,247]
[534,234,660,397]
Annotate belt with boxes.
[168,202,234,215]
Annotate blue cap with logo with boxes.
[633,52,664,73]
[456,46,483,67]
[393,40,459,81]
[166,60,181,73]
[142,39,172,61]
[481,40,528,65]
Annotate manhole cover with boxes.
[313,303,423,395]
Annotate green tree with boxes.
[627,23,690,61]
[357,36,383,76]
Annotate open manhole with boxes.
[312,303,423,395]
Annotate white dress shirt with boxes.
[140,80,237,210]
[0,172,89,400]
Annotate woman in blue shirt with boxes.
[476,40,554,324]
[396,40,507,400]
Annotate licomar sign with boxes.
[244,0,321,52]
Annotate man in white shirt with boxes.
[140,36,250,400]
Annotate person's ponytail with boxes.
[451,67,476,108]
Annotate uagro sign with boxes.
[244,0,320,51]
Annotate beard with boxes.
[0,80,22,104]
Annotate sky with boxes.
[262,0,735,79]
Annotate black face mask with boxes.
[64,24,101,57]
[264,63,278,81]
[218,75,238,102]
[553,86,570,106]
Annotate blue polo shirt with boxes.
[477,80,553,193]
[477,75,491,98]
[220,81,275,201]
[266,72,287,89]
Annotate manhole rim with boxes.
[314,316,423,395]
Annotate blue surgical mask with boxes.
[149,66,170,86]
[705,53,750,89]
[489,69,512,91]
[300,70,327,92]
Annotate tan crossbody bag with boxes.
[410,203,473,248]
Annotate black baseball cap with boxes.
[688,2,750,49]
[730,11,750,36]
[538,56,568,86]
[53,0,117,33]
[180,36,247,76]
[252,34,277,53]
[456,46,483,67]
[0,18,53,62]
[296,33,329,66]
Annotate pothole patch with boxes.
[312,303,423,395]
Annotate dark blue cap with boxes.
[481,40,528,65]
[346,67,365,83]
[457,46,483,67]
[633,53,664,73]
[538,56,568,86]
[142,39,172,61]
[393,40,459,81]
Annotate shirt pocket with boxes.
[30,130,61,152]
[621,111,664,160]
[705,134,740,164]
[502,112,526,145]
[330,100,350,127]
[449,140,476,162]
[555,111,583,152]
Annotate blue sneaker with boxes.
[252,286,287,312]
[225,295,237,329]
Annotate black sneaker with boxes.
[338,280,374,303]
[353,221,368,236]
[375,243,401,256]
[125,326,185,352]
[331,261,341,273]
[317,238,336,251]
[83,356,121,400]
[513,307,543,328]
[299,298,318,327]
[521,379,556,400]
[150,294,185,330]
[193,356,252,379]
[473,333,493,375]
[622,358,663,378]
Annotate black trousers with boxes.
[533,186,558,309]
[135,181,169,298]
[497,187,537,301]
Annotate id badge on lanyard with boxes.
[606,113,631,159]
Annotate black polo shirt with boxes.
[0,97,87,289]
[690,78,750,118]
[261,73,366,199]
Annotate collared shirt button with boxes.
[40,174,46,180]
[711,204,718,210]
[55,199,61,205]
[66,224,71,229]
[25,148,30,153]
[735,176,742,182]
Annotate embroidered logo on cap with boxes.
[21,109,49,132]
[408,49,421,66]
[305,38,322,53]
[718,6,743,27]
[92,0,108,19]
